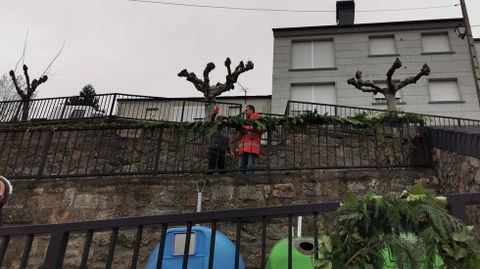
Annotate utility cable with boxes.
[129,0,459,14]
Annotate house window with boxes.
[373,91,402,104]
[291,40,335,69]
[290,84,337,115]
[369,36,397,56]
[428,79,461,102]
[145,108,158,120]
[422,33,451,54]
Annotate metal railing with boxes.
[426,127,480,158]
[0,94,242,123]
[0,193,478,269]
[286,100,480,127]
[0,120,429,179]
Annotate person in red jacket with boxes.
[238,105,263,174]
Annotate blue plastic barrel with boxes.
[145,226,245,269]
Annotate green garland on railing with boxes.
[0,110,426,133]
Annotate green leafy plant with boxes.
[314,184,480,269]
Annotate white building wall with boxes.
[272,23,480,119]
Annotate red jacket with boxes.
[238,113,263,156]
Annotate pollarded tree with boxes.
[9,65,48,121]
[178,58,254,117]
[347,58,430,111]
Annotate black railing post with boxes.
[180,100,186,122]
[154,128,164,172]
[0,236,10,267]
[37,130,54,180]
[43,231,70,269]
[266,130,272,172]
[109,93,118,117]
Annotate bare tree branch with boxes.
[203,62,215,88]
[395,64,431,91]
[9,70,24,98]
[178,58,254,102]
[41,39,67,77]
[225,58,232,75]
[14,28,29,72]
[178,69,205,93]
[386,58,402,90]
[347,71,385,94]
[347,58,430,111]
[23,65,31,95]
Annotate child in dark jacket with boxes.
[207,111,233,174]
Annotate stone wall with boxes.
[0,125,425,180]
[432,147,480,193]
[3,168,437,269]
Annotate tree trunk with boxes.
[384,93,397,112]
[21,99,30,121]
[205,98,216,121]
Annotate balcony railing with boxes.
[286,100,480,127]
[0,119,429,180]
[0,193,478,269]
[0,94,242,123]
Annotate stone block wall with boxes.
[3,168,438,268]
[0,125,425,181]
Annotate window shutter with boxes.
[369,36,396,55]
[428,80,461,102]
[292,42,312,69]
[292,40,335,68]
[422,34,450,53]
[313,41,335,68]
[313,85,337,104]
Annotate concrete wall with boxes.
[272,21,480,119]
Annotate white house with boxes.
[271,0,480,119]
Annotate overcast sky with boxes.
[1,0,479,98]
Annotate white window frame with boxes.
[290,83,337,115]
[421,32,452,54]
[368,35,398,56]
[427,79,462,103]
[291,39,336,69]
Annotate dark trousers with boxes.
[239,153,257,175]
[207,149,226,174]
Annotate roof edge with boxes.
[273,18,463,36]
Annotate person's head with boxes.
[215,115,228,129]
[245,105,255,118]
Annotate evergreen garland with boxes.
[1,110,426,133]
[314,184,480,269]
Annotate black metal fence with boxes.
[0,193,478,269]
[426,127,480,158]
[286,100,480,127]
[0,94,242,123]
[0,120,429,179]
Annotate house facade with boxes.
[271,2,480,119]
[116,95,272,122]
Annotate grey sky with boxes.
[1,0,479,98]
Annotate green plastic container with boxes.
[381,234,444,269]
[266,238,315,269]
